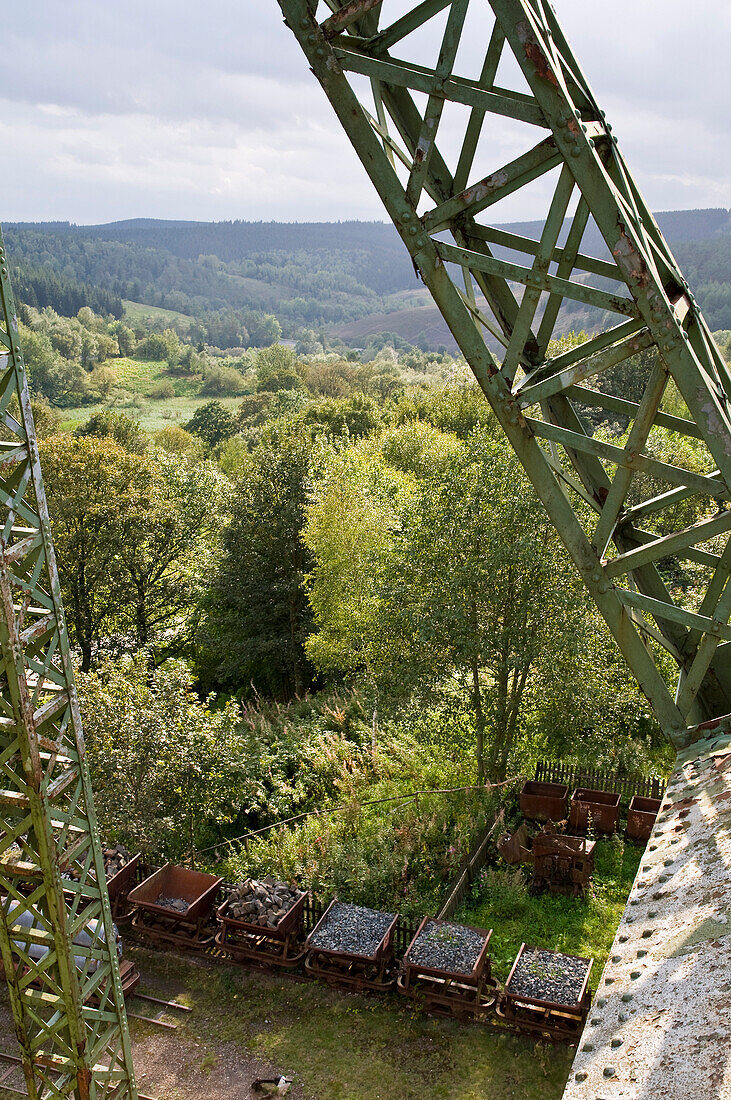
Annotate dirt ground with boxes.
[0,948,301,1100]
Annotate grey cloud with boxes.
[3,0,729,223]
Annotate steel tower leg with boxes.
[0,228,137,1097]
[277,0,731,748]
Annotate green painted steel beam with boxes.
[0,227,137,1098]
[276,0,731,742]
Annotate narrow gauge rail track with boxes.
[114,861,594,1044]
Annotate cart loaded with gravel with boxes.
[304,901,399,991]
[398,918,497,1020]
[496,943,593,1041]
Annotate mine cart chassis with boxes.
[496,943,593,1042]
[397,968,498,1020]
[530,833,596,897]
[304,902,399,992]
[130,908,220,951]
[215,891,308,970]
[495,988,592,1042]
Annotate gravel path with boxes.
[308,902,395,958]
[507,947,590,1006]
[407,920,487,976]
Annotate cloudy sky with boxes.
[3,0,729,225]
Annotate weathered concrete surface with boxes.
[563,732,731,1100]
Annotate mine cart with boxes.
[626,795,662,844]
[216,885,307,969]
[569,787,620,833]
[397,917,496,1020]
[497,943,593,1042]
[304,900,399,991]
[519,780,569,822]
[105,852,141,920]
[128,864,223,949]
[531,833,595,897]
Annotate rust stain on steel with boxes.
[612,224,651,289]
[321,0,382,40]
[515,20,559,87]
[459,169,509,207]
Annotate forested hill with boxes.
[6,208,731,347]
[14,206,731,257]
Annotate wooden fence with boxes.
[534,760,666,804]
[436,810,504,921]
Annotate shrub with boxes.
[200,365,247,396]
[154,424,201,454]
[150,379,175,400]
[134,333,169,361]
[75,410,147,454]
[186,400,238,447]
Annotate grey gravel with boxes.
[407,920,487,976]
[308,901,395,958]
[507,946,590,1006]
[155,895,189,913]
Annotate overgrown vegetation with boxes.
[8,229,710,998]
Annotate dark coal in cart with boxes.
[497,944,593,1042]
[569,787,620,833]
[626,795,662,844]
[531,833,595,897]
[128,864,223,949]
[398,917,496,1020]
[519,781,568,823]
[216,886,307,969]
[304,900,398,991]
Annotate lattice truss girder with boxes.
[0,232,137,1098]
[279,0,731,746]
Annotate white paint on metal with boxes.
[563,731,731,1100]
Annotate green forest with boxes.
[7,208,731,355]
[9,215,731,981]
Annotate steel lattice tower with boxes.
[277,0,731,749]
[0,229,137,1098]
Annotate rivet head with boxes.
[611,1038,623,1048]
[582,1042,594,1052]
[631,970,641,979]
[603,1066,616,1078]
[575,1072,588,1082]
[621,993,633,1002]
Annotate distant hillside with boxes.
[6,209,730,350]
